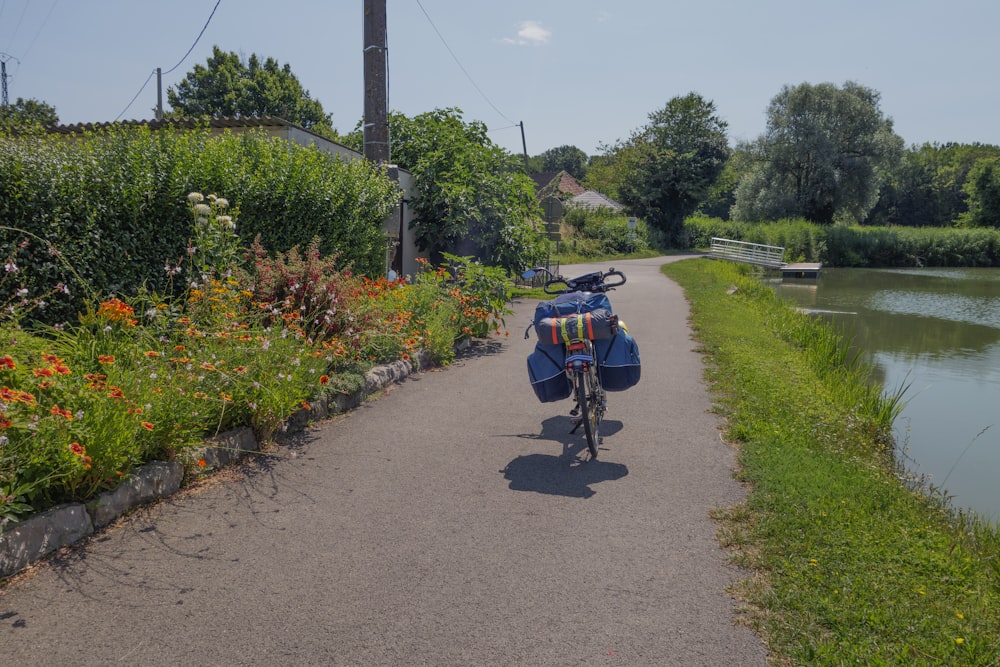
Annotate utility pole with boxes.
[520,121,529,172]
[363,0,389,164]
[156,68,163,120]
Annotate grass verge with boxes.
[662,258,1000,666]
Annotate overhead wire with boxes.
[114,0,221,121]
[413,0,516,127]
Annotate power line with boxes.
[414,0,515,126]
[114,68,155,121]
[162,0,221,75]
[113,0,221,121]
[18,0,58,62]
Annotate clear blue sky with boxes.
[2,0,998,157]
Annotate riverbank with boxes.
[663,258,1000,665]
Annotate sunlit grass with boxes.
[663,258,1000,665]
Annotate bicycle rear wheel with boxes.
[577,370,600,459]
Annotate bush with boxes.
[563,206,650,256]
[0,125,400,325]
[684,216,1000,267]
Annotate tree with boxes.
[959,157,1000,227]
[348,108,544,270]
[166,46,336,138]
[0,97,58,131]
[536,144,588,180]
[733,81,903,224]
[615,93,730,244]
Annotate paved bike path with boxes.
[1,256,767,666]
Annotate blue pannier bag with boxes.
[595,331,641,391]
[527,344,572,402]
[532,292,613,326]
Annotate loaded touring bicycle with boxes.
[523,267,641,459]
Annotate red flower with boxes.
[141,421,155,431]
[0,355,15,370]
[319,375,330,385]
[98,355,115,365]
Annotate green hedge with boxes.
[1,126,400,324]
[685,215,1000,267]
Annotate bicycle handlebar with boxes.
[523,267,627,294]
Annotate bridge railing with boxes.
[709,237,785,269]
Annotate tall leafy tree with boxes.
[348,108,544,270]
[536,144,588,180]
[959,157,1000,227]
[615,93,730,244]
[166,46,336,138]
[0,97,58,131]
[733,81,903,224]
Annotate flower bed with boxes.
[1,193,512,534]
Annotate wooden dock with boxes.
[780,263,823,279]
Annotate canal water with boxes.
[771,268,1000,523]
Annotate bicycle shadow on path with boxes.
[501,416,629,498]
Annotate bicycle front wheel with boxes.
[577,370,600,459]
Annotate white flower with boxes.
[194,204,211,216]
[4,261,17,273]
[215,198,229,209]
[217,215,234,229]
[16,288,28,298]
[187,192,204,203]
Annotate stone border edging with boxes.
[0,348,443,579]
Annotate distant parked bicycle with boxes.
[523,267,641,459]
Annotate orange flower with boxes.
[141,421,155,431]
[68,442,85,456]
[32,366,54,378]
[197,458,207,468]
[174,345,186,352]
[98,355,115,364]
[144,350,161,358]
[233,366,248,374]
[52,363,71,375]
[319,375,330,385]
[193,392,208,399]
[107,387,125,400]
[0,355,16,370]
[51,404,73,420]
[301,401,311,411]
[0,416,12,429]
[219,393,232,402]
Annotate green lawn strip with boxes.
[663,258,999,666]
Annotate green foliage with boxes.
[663,258,1000,664]
[0,97,59,132]
[873,142,1000,227]
[0,125,399,325]
[563,206,650,256]
[1,242,511,524]
[352,108,545,272]
[685,216,1000,267]
[615,93,730,245]
[166,46,337,139]
[535,144,588,180]
[959,157,1000,228]
[733,81,904,225]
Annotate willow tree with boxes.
[733,81,903,224]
